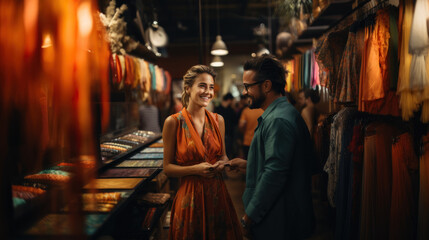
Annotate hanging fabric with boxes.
[408,0,429,90]
[148,63,156,90]
[361,10,389,102]
[389,132,419,240]
[311,51,320,88]
[397,0,419,121]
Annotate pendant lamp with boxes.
[211,0,228,56]
[210,55,224,67]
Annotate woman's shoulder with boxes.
[206,110,224,123]
[169,111,184,121]
[164,112,182,126]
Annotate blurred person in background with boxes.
[139,98,161,133]
[215,93,238,157]
[295,89,306,112]
[239,106,263,159]
[301,88,321,138]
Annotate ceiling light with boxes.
[211,0,228,56]
[211,35,228,56]
[210,55,224,67]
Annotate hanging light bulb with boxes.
[211,35,228,56]
[211,0,228,56]
[210,55,224,67]
[256,47,270,57]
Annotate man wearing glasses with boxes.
[229,55,316,239]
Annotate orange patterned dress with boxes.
[169,108,243,240]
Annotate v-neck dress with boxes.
[168,108,243,240]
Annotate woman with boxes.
[301,88,320,137]
[163,65,243,240]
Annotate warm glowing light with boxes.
[77,2,93,37]
[24,0,38,34]
[41,34,53,48]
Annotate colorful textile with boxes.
[148,63,156,90]
[419,133,429,239]
[98,168,156,178]
[169,108,242,240]
[311,51,320,88]
[389,132,418,240]
[155,65,164,92]
[316,28,349,97]
[362,10,390,101]
[164,71,172,94]
[324,107,357,207]
[116,160,162,168]
[409,0,429,90]
[337,23,365,103]
[397,0,419,120]
[360,134,377,240]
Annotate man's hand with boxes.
[241,214,253,239]
[226,158,247,173]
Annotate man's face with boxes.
[242,70,265,109]
[298,92,306,108]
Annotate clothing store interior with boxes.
[1,0,429,239]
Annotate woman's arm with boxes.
[162,116,218,178]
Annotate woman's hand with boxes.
[194,162,220,178]
[214,160,230,172]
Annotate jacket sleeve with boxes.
[245,118,296,223]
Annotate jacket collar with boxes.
[259,96,287,121]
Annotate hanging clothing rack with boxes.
[325,0,390,36]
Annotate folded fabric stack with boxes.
[24,169,71,185]
[141,192,170,206]
[81,192,122,212]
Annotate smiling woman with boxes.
[162,65,243,239]
[181,65,217,108]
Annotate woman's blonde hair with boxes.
[181,65,216,108]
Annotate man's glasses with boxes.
[241,80,266,92]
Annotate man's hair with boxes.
[243,55,286,95]
[222,93,234,101]
[304,88,321,104]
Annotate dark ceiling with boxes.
[108,0,279,50]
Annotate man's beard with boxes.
[248,94,265,109]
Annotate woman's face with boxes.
[187,73,215,108]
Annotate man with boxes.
[215,93,238,156]
[229,55,316,239]
[239,106,263,159]
[296,89,306,112]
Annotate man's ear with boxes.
[263,80,272,93]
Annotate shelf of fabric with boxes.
[90,168,164,239]
[99,132,162,171]
[20,167,163,239]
